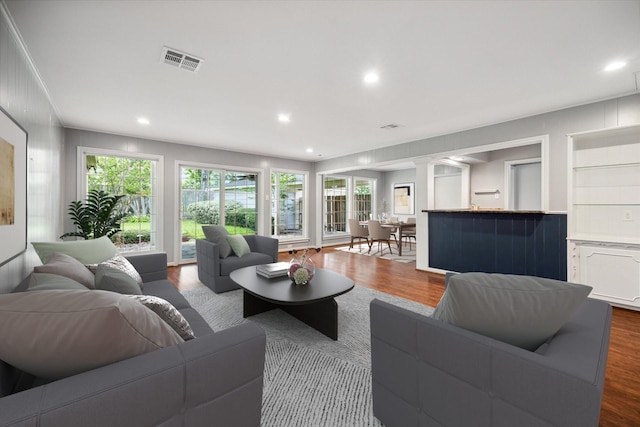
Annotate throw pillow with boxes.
[431,272,592,351]
[95,264,143,295]
[0,290,183,380]
[27,273,87,291]
[33,252,96,289]
[202,225,232,258]
[127,295,195,341]
[87,254,144,290]
[32,236,117,264]
[227,234,251,257]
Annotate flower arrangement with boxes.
[288,247,321,285]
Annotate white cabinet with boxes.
[568,125,640,309]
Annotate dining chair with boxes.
[402,217,417,250]
[367,220,394,255]
[348,218,369,250]
[388,216,400,246]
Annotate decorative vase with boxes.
[288,256,315,285]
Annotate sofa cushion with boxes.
[95,264,142,295]
[27,273,87,291]
[33,252,95,289]
[227,234,251,257]
[32,236,117,264]
[219,252,274,276]
[126,295,195,341]
[431,272,592,350]
[202,225,233,258]
[87,254,144,290]
[0,290,183,380]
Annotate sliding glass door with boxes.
[179,165,258,262]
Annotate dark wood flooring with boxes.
[168,246,640,427]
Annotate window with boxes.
[353,178,373,221]
[271,171,306,239]
[179,165,258,261]
[224,171,258,234]
[323,176,348,236]
[81,149,161,253]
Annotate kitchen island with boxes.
[423,209,567,280]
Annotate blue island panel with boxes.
[428,212,567,280]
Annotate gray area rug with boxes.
[182,284,434,426]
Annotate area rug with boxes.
[182,285,433,426]
[334,242,416,263]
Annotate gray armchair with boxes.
[196,234,278,293]
[370,297,612,427]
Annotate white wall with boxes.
[470,144,541,208]
[383,168,417,220]
[0,3,65,292]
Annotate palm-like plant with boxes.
[60,189,130,240]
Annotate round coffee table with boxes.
[230,265,354,340]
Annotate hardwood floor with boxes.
[168,246,640,427]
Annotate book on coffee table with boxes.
[256,262,290,278]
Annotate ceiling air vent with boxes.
[161,46,204,73]
[380,123,402,130]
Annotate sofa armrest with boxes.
[0,323,266,427]
[125,252,168,283]
[244,235,278,262]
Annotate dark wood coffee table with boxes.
[230,265,355,340]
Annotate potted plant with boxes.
[60,189,130,240]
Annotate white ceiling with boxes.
[4,0,640,163]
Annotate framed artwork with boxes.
[0,106,27,266]
[393,182,414,215]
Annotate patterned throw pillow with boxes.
[126,295,196,341]
[87,254,143,290]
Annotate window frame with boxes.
[77,146,164,254]
[270,168,309,242]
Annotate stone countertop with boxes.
[422,209,547,214]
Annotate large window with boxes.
[323,176,348,236]
[322,175,376,238]
[271,171,306,239]
[353,177,373,221]
[179,165,258,261]
[81,149,161,253]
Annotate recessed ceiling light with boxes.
[306,148,313,153]
[605,61,627,72]
[363,72,379,84]
[137,117,150,125]
[278,113,290,123]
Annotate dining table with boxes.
[359,220,416,256]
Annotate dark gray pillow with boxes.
[431,272,592,350]
[127,295,195,341]
[202,225,232,258]
[95,264,143,295]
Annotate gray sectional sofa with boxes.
[0,252,266,427]
[370,295,612,427]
